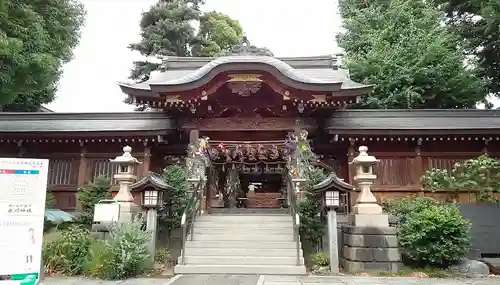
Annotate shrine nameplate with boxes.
[180,117,317,131]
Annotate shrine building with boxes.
[2,40,500,212]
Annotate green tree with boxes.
[434,0,500,100]
[128,0,244,82]
[337,0,487,109]
[160,163,188,231]
[297,167,327,250]
[0,0,86,111]
[76,175,112,225]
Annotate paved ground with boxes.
[40,275,500,285]
[41,277,171,285]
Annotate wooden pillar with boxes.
[347,139,357,211]
[483,139,489,155]
[189,129,200,143]
[142,142,152,176]
[17,141,26,157]
[415,139,424,197]
[76,142,88,211]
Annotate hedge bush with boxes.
[42,226,92,275]
[83,220,151,279]
[83,240,115,279]
[384,196,443,224]
[397,201,471,267]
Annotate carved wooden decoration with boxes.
[227,74,263,97]
[180,116,317,131]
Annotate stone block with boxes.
[343,246,401,262]
[341,258,403,273]
[343,226,397,235]
[450,259,490,278]
[342,233,399,248]
[348,214,389,227]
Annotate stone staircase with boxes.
[174,211,306,275]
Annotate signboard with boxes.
[93,202,120,223]
[0,158,49,285]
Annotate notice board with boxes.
[0,158,49,285]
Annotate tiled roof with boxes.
[2,109,500,134]
[0,112,174,133]
[324,109,500,131]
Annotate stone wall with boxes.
[458,203,500,256]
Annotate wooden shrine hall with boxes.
[1,39,500,211]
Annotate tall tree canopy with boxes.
[435,0,500,97]
[129,0,243,82]
[0,0,86,112]
[337,0,487,109]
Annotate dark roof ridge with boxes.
[163,55,338,70]
[332,109,500,118]
[0,112,170,121]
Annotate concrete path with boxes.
[40,275,500,285]
[262,275,500,285]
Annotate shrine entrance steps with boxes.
[174,213,306,275]
[209,208,289,215]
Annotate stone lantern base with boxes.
[117,201,142,223]
[342,206,402,273]
[340,226,403,272]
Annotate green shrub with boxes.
[108,220,151,278]
[384,196,443,224]
[75,175,112,226]
[155,247,172,264]
[297,167,327,249]
[159,163,188,232]
[84,220,151,279]
[310,251,329,267]
[83,240,115,279]
[398,203,471,267]
[42,226,92,275]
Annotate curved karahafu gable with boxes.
[149,56,338,88]
[119,56,373,97]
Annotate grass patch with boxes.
[43,231,62,244]
[373,267,453,278]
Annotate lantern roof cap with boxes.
[350,146,378,165]
[110,146,141,164]
[131,171,173,191]
[312,172,353,192]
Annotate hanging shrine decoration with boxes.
[209,142,283,163]
[223,168,242,208]
[285,130,316,180]
[186,137,211,181]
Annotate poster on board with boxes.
[0,158,49,285]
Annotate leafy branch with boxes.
[422,155,500,202]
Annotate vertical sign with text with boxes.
[0,158,49,285]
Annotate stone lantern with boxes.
[110,146,142,222]
[342,146,402,272]
[349,146,388,227]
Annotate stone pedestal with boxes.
[341,226,402,272]
[116,201,142,223]
[341,146,402,272]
